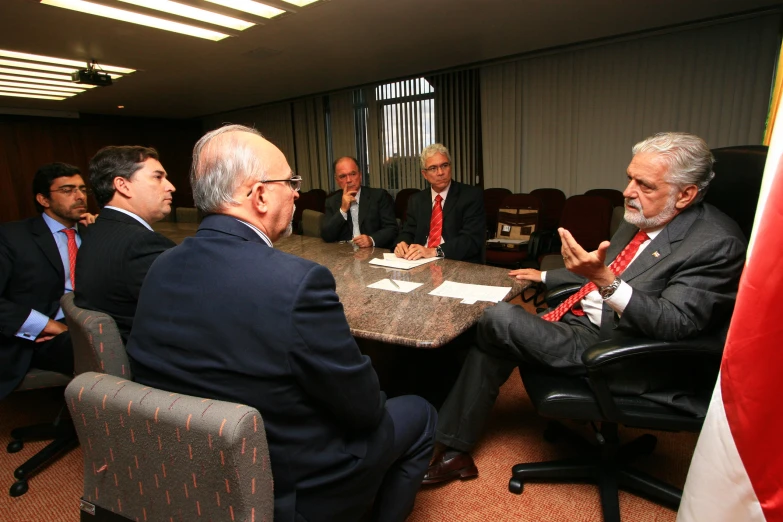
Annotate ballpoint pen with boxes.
[388,278,400,289]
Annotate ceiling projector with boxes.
[71,68,112,87]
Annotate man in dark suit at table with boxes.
[423,132,747,485]
[74,146,176,343]
[321,156,398,249]
[394,143,485,263]
[0,163,96,399]
[126,124,436,522]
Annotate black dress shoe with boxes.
[422,451,478,485]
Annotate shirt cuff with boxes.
[16,310,49,341]
[370,236,375,246]
[604,280,633,315]
[541,271,547,284]
[340,210,348,220]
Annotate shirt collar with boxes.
[104,206,153,231]
[431,181,451,202]
[236,219,273,247]
[42,212,79,234]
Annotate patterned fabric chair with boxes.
[67,372,274,522]
[175,207,200,223]
[61,293,130,378]
[7,368,77,497]
[302,209,324,238]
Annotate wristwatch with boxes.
[598,277,621,299]
[435,245,445,258]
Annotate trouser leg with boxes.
[371,395,437,522]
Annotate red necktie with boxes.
[427,194,443,248]
[62,228,78,290]
[542,230,649,322]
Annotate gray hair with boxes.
[420,143,452,169]
[190,124,268,213]
[632,132,715,203]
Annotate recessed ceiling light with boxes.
[0,85,77,97]
[0,67,72,81]
[41,0,231,41]
[0,73,96,89]
[204,0,285,19]
[0,90,67,101]
[117,0,255,31]
[118,105,125,109]
[0,80,86,93]
[279,0,319,6]
[0,50,134,74]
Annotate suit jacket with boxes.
[320,186,398,248]
[74,208,175,343]
[126,214,391,522]
[395,180,486,263]
[546,202,746,343]
[0,215,85,398]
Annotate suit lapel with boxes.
[30,216,64,278]
[358,187,370,228]
[441,181,459,221]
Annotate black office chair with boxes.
[6,368,77,497]
[508,145,767,522]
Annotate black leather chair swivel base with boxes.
[6,369,78,497]
[509,421,681,522]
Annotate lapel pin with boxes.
[652,251,660,258]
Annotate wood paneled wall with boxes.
[0,114,203,223]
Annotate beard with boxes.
[281,203,295,238]
[624,194,678,230]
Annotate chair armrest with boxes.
[582,336,724,420]
[543,284,581,308]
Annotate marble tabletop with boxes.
[276,235,527,348]
[152,224,528,348]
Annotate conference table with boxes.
[153,222,529,401]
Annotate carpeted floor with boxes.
[1,292,698,521]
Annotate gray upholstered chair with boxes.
[67,372,274,522]
[302,209,324,238]
[61,293,129,378]
[7,368,77,497]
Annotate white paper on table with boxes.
[367,278,423,293]
[486,238,529,245]
[368,253,440,270]
[429,280,511,304]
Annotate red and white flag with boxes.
[677,116,783,519]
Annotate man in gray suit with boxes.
[424,132,747,484]
[321,156,398,249]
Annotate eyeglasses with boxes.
[50,186,92,196]
[261,176,302,192]
[424,162,450,174]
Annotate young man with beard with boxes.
[423,132,747,485]
[0,163,96,399]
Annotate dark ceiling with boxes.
[0,0,779,119]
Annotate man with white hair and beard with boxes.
[127,124,436,522]
[423,132,747,485]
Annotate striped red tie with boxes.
[62,228,78,290]
[427,194,443,248]
[541,230,649,322]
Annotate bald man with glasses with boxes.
[394,143,485,263]
[127,125,436,522]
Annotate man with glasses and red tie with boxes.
[0,163,96,399]
[394,143,486,263]
[74,145,176,344]
[423,132,747,485]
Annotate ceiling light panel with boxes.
[0,85,77,97]
[0,80,86,93]
[117,0,255,30]
[205,0,285,19]
[0,50,134,74]
[0,67,72,81]
[0,91,67,101]
[41,0,231,41]
[0,74,97,89]
[279,0,319,6]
